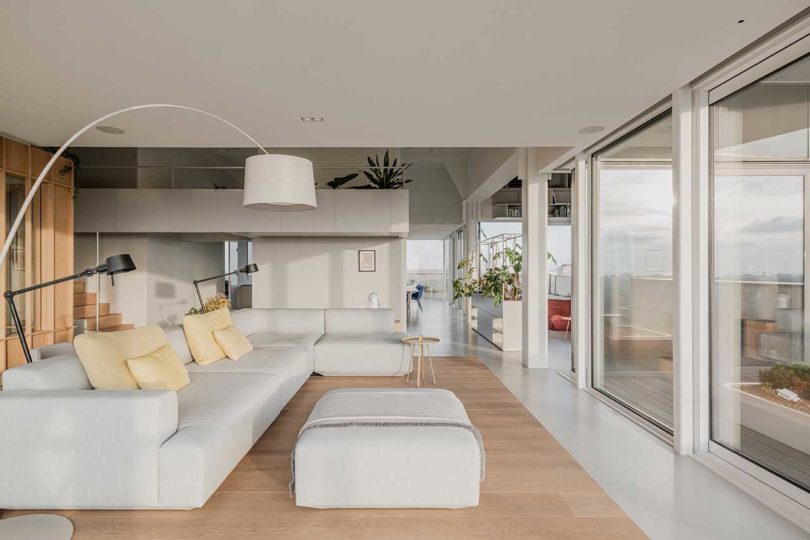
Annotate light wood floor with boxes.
[9,356,646,539]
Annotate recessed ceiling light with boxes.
[96,125,126,135]
[300,116,324,122]
[578,125,604,135]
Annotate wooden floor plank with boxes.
[6,356,646,539]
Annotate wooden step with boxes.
[74,303,110,320]
[73,292,97,306]
[73,281,86,293]
[100,324,135,332]
[85,313,122,331]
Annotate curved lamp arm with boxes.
[0,104,270,269]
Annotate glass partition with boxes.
[711,53,810,492]
[593,113,674,431]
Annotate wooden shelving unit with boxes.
[0,137,75,372]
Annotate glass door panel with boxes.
[711,172,809,491]
[710,52,810,494]
[593,113,674,432]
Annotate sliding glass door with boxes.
[710,53,810,493]
[592,113,674,432]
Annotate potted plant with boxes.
[325,150,412,189]
[186,292,230,315]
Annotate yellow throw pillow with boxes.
[182,307,232,365]
[126,345,190,391]
[74,325,168,390]
[213,325,253,360]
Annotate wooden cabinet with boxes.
[0,137,74,373]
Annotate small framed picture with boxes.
[358,250,376,272]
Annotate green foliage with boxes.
[358,150,412,189]
[326,172,359,189]
[452,247,556,305]
[452,259,479,301]
[759,363,810,395]
[452,247,524,305]
[324,150,412,190]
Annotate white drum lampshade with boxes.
[243,154,317,211]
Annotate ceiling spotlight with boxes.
[578,125,605,135]
[300,116,324,122]
[96,125,126,135]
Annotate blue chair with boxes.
[411,283,425,313]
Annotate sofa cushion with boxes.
[1,353,92,390]
[127,345,191,391]
[314,332,409,376]
[185,346,312,381]
[214,325,253,360]
[325,309,394,334]
[74,324,169,389]
[229,308,264,337]
[158,372,286,508]
[248,332,321,359]
[182,308,231,365]
[29,342,75,363]
[231,308,326,336]
[164,326,194,365]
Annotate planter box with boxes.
[471,294,522,351]
[723,382,810,454]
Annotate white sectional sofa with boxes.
[0,308,409,509]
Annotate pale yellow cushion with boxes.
[182,308,232,365]
[126,345,190,391]
[213,325,253,360]
[74,324,168,390]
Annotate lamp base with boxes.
[0,514,73,539]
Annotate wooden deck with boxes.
[602,371,810,490]
[7,356,646,539]
[603,371,674,428]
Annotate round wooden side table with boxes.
[401,335,440,388]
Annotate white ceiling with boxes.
[0,1,806,149]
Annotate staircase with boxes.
[73,280,134,332]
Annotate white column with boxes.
[672,86,694,455]
[462,199,483,322]
[391,238,408,332]
[521,148,548,368]
[572,154,590,388]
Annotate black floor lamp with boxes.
[3,254,136,364]
[193,263,258,312]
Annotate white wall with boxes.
[75,234,223,327]
[252,237,407,326]
[407,162,463,239]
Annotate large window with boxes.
[593,113,674,431]
[407,240,445,299]
[711,53,810,492]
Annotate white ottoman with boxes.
[292,388,484,508]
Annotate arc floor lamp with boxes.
[0,104,316,539]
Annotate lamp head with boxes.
[242,154,317,211]
[104,254,136,275]
[240,263,259,274]
[97,253,136,286]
